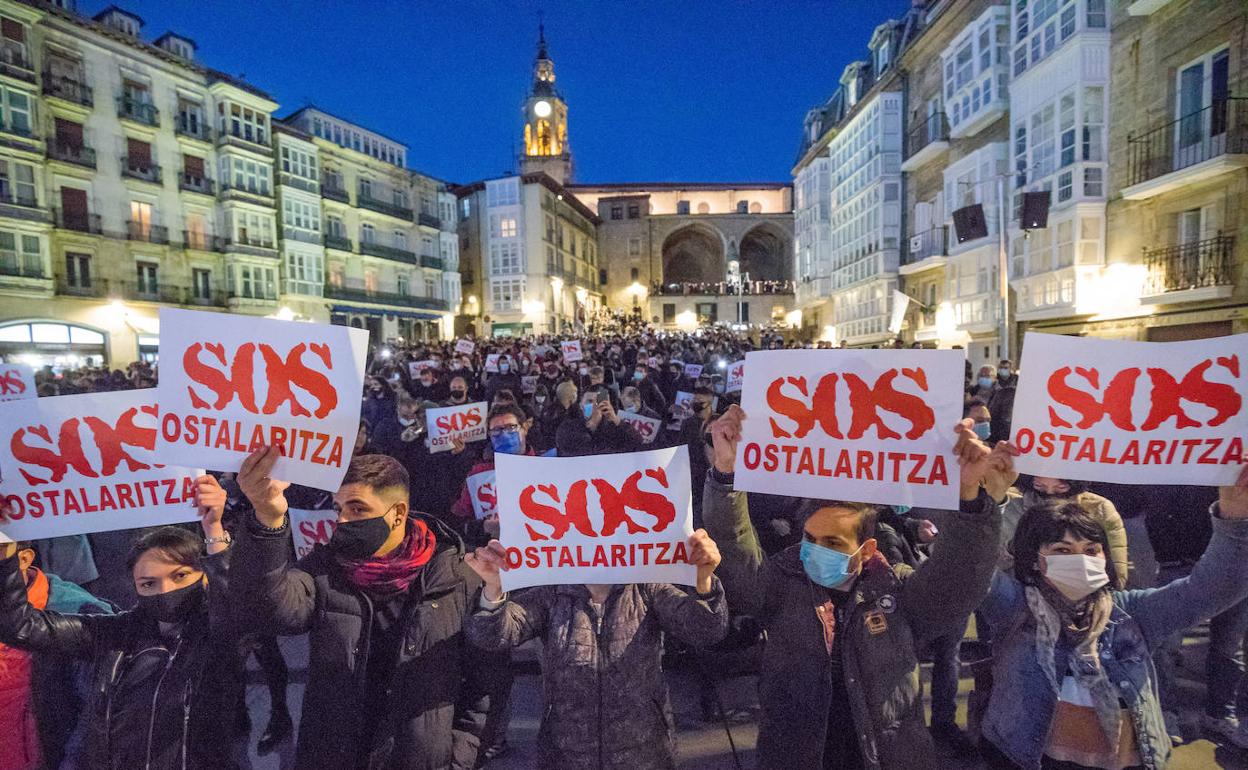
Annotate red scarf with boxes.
[338,519,436,596]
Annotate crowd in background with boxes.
[0,325,1245,770]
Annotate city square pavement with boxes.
[238,627,1248,770]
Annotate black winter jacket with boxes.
[0,548,240,770]
[230,513,504,770]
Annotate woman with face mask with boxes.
[0,476,242,770]
[998,476,1129,589]
[978,467,1248,770]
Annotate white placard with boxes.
[521,375,539,394]
[620,412,662,444]
[0,363,36,402]
[734,349,964,509]
[726,360,745,394]
[0,390,204,540]
[408,360,437,378]
[1010,332,1248,485]
[496,446,696,590]
[684,364,704,379]
[561,340,583,363]
[484,354,501,373]
[289,507,338,559]
[467,469,497,519]
[455,339,476,355]
[155,308,368,491]
[426,401,488,453]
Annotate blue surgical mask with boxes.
[491,430,522,455]
[799,540,862,590]
[978,377,994,390]
[893,504,912,515]
[633,371,644,382]
[973,421,991,441]
[582,402,594,419]
[998,368,1011,379]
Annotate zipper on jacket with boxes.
[181,679,193,770]
[103,650,127,763]
[144,638,182,770]
[589,599,607,770]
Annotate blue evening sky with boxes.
[114,0,912,184]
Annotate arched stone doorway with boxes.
[738,223,791,281]
[661,225,725,285]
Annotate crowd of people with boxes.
[0,326,1246,770]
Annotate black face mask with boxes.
[138,579,205,624]
[330,514,394,560]
[450,389,466,400]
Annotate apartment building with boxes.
[280,106,458,343]
[455,172,602,336]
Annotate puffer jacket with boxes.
[702,472,1000,770]
[230,512,505,770]
[981,504,1248,770]
[466,580,728,770]
[1000,489,1129,587]
[0,548,240,770]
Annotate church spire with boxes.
[536,18,548,60]
[521,18,572,183]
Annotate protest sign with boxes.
[154,308,368,490]
[726,360,745,394]
[734,349,964,509]
[674,391,694,412]
[0,390,204,540]
[620,412,662,444]
[455,339,476,355]
[289,507,338,559]
[561,340,583,363]
[484,354,501,373]
[684,363,704,380]
[408,360,437,378]
[467,469,497,519]
[647,357,659,369]
[1010,332,1248,485]
[426,401,488,453]
[496,446,696,590]
[0,363,35,403]
[521,375,539,394]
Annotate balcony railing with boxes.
[357,190,414,220]
[282,226,321,245]
[219,181,272,199]
[179,173,214,195]
[279,172,318,194]
[418,212,441,229]
[325,284,449,311]
[121,157,162,184]
[1127,98,1248,187]
[360,241,418,263]
[175,118,211,142]
[224,236,278,257]
[182,231,224,252]
[0,48,34,82]
[127,221,169,244]
[42,74,92,106]
[323,233,353,251]
[905,112,950,161]
[47,139,95,168]
[0,260,45,280]
[120,281,185,304]
[322,183,350,203]
[1143,233,1237,296]
[420,254,444,270]
[227,291,279,304]
[53,208,102,234]
[117,96,159,127]
[217,127,269,150]
[904,225,948,265]
[55,278,106,298]
[651,280,795,296]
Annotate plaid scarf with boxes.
[338,519,436,596]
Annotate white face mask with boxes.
[1042,553,1109,601]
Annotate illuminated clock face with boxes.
[534,100,552,118]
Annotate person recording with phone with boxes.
[556,385,644,456]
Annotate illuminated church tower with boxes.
[520,23,572,184]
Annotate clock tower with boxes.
[521,23,572,184]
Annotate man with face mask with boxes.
[970,364,998,400]
[631,362,668,415]
[451,405,532,539]
[404,364,447,404]
[231,449,501,770]
[484,356,521,403]
[703,405,1012,770]
[619,385,660,420]
[444,375,471,406]
[556,386,644,457]
[966,398,992,442]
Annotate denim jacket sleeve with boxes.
[1116,505,1248,650]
